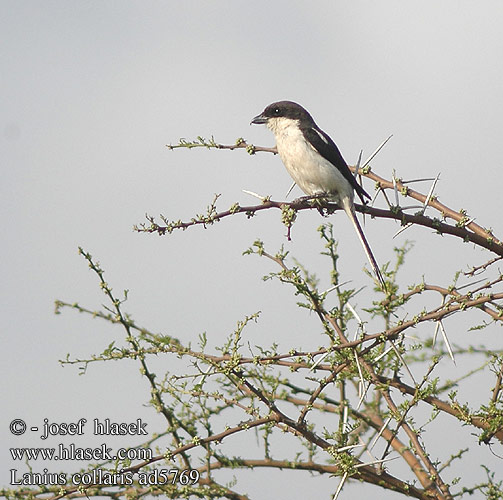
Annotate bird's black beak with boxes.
[250,113,268,125]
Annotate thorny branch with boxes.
[7,137,503,500]
[45,232,503,500]
[137,138,503,255]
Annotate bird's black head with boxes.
[251,101,314,125]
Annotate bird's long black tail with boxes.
[342,198,385,290]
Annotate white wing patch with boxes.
[313,127,329,145]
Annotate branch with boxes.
[166,136,277,155]
[202,458,429,500]
[136,198,503,255]
[378,375,503,444]
[366,169,501,247]
[45,416,275,500]
[324,315,451,499]
[153,138,503,255]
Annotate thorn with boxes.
[399,205,427,211]
[332,472,348,500]
[309,351,330,371]
[361,135,393,169]
[285,182,296,199]
[353,353,365,396]
[401,177,437,184]
[393,171,441,239]
[356,381,370,411]
[336,444,364,453]
[421,172,441,214]
[438,320,456,365]
[392,170,400,207]
[323,280,353,295]
[359,435,378,463]
[455,277,486,291]
[369,416,393,451]
[242,189,267,201]
[343,404,349,432]
[345,302,365,340]
[374,346,393,362]
[355,149,363,177]
[393,222,413,239]
[389,340,417,385]
[354,456,399,469]
[432,296,446,347]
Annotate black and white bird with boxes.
[251,100,384,288]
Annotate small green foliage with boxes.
[168,136,219,150]
[243,239,265,257]
[280,203,297,229]
[45,174,503,500]
[229,202,241,214]
[477,402,503,444]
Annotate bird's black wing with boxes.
[301,124,370,203]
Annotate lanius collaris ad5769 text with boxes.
[251,100,384,288]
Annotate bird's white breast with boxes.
[267,117,353,204]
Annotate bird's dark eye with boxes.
[274,108,281,115]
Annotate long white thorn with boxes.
[336,443,364,453]
[432,296,446,346]
[346,301,365,340]
[390,340,417,385]
[369,415,393,452]
[375,346,393,363]
[356,382,371,411]
[438,320,456,365]
[310,351,330,371]
[392,170,400,207]
[402,177,437,184]
[332,472,348,500]
[420,172,441,215]
[393,222,413,239]
[354,456,398,469]
[285,182,296,198]
[242,189,267,201]
[361,135,393,169]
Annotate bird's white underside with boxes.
[266,117,354,206]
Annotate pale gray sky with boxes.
[2,1,503,498]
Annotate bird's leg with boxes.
[291,193,330,205]
[291,194,318,204]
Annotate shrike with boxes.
[251,100,384,288]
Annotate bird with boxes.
[251,100,385,289]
